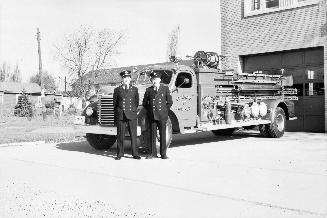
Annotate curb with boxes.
[0,141,46,148]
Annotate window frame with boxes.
[175,72,193,89]
[244,0,320,17]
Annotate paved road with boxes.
[0,131,326,218]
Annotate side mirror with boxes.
[176,78,190,88]
[183,78,190,84]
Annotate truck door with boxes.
[171,71,197,129]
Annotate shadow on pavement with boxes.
[55,139,148,159]
[170,131,256,148]
[55,130,261,157]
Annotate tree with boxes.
[0,62,22,82]
[11,63,22,82]
[54,26,125,106]
[14,89,33,119]
[167,25,180,62]
[0,62,12,82]
[29,71,57,92]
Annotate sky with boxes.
[0,0,221,88]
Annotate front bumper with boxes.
[74,124,142,136]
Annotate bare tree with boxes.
[0,61,21,82]
[93,29,125,70]
[167,25,180,62]
[54,26,125,106]
[11,63,22,82]
[0,62,11,82]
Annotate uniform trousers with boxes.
[150,119,167,157]
[116,115,138,157]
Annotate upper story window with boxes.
[244,0,320,17]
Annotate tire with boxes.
[86,133,116,150]
[157,118,173,149]
[139,117,173,151]
[259,124,270,137]
[212,128,235,136]
[267,107,286,138]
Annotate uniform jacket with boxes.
[113,85,139,121]
[142,84,173,121]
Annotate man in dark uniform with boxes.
[142,71,173,159]
[113,70,141,160]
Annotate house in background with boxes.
[0,82,41,110]
[220,0,326,132]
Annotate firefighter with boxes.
[142,71,173,159]
[113,70,141,160]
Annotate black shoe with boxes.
[161,155,168,159]
[115,156,122,160]
[133,156,141,160]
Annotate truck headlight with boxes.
[86,107,94,116]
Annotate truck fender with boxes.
[168,110,180,133]
[264,100,289,121]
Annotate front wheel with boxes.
[86,134,117,150]
[156,118,173,149]
[139,117,173,151]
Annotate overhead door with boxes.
[243,47,324,132]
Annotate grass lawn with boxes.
[0,114,85,144]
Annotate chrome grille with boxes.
[98,95,115,126]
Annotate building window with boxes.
[251,0,260,10]
[266,0,279,8]
[305,82,324,96]
[244,0,319,17]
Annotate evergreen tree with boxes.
[15,89,33,119]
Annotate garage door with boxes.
[243,47,324,132]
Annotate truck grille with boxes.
[98,95,115,126]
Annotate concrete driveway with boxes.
[0,131,326,218]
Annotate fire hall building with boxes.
[220,0,327,132]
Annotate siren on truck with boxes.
[193,51,220,69]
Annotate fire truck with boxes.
[74,51,297,150]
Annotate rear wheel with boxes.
[267,107,286,138]
[86,134,117,150]
[212,128,235,136]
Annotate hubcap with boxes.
[276,114,285,132]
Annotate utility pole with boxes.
[37,28,43,89]
[64,76,67,93]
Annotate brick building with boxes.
[220,0,327,132]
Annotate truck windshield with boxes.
[136,70,173,85]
